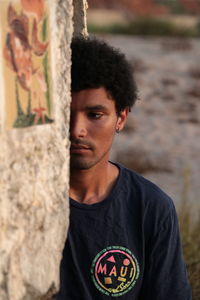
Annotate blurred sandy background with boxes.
[87,0,200,212]
[87,2,200,295]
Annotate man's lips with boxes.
[71,144,90,149]
[70,144,92,153]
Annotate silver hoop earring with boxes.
[116,128,120,133]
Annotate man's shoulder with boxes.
[115,162,175,213]
[116,163,178,230]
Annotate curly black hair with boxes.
[71,37,138,114]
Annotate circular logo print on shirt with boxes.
[91,246,140,297]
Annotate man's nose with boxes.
[70,115,87,139]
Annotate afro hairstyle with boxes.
[71,37,138,114]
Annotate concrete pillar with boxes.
[0,0,87,299]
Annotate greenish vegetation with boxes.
[179,202,200,299]
[88,17,200,37]
[155,0,187,14]
[178,168,200,299]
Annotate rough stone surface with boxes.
[73,0,88,37]
[0,0,73,299]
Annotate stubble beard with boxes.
[70,149,110,170]
[70,156,95,170]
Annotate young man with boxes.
[55,38,192,299]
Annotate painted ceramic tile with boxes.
[0,0,53,129]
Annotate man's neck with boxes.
[70,161,119,205]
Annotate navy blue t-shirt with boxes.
[55,163,192,299]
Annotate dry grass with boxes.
[178,168,200,299]
[88,17,200,37]
[179,201,200,299]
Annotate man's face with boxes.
[70,87,128,170]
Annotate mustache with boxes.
[70,139,94,149]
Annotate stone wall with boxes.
[0,0,87,299]
[73,0,88,37]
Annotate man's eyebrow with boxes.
[84,105,108,111]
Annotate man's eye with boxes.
[88,112,103,119]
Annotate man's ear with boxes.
[116,108,129,132]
